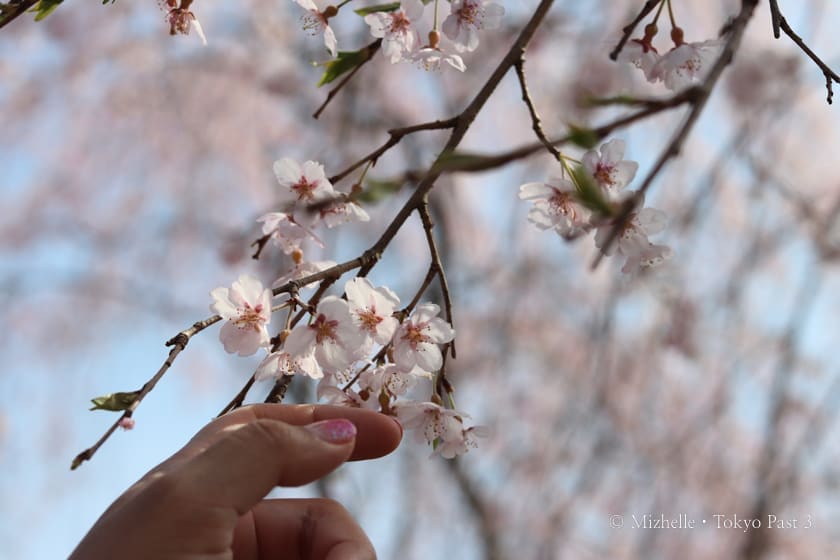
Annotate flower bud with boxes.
[292,248,304,265]
[670,26,684,46]
[428,30,440,49]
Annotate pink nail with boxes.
[304,419,357,444]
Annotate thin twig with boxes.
[328,117,459,185]
[313,39,382,119]
[514,54,561,160]
[418,200,456,359]
[609,0,664,61]
[769,1,840,104]
[0,0,38,31]
[70,315,222,469]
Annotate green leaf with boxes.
[318,46,374,87]
[31,0,63,21]
[571,165,615,217]
[357,178,403,203]
[354,2,400,16]
[567,125,600,150]
[432,150,498,173]
[89,391,140,412]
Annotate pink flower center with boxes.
[389,11,411,34]
[402,322,429,349]
[456,3,480,26]
[549,191,578,220]
[312,314,340,344]
[594,163,616,186]
[292,175,319,200]
[235,303,265,331]
[357,309,382,334]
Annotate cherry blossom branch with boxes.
[608,0,665,61]
[72,0,556,465]
[768,0,840,104]
[0,0,38,31]
[70,315,222,469]
[592,0,760,269]
[514,54,561,160]
[313,39,382,119]
[418,199,456,359]
[328,117,459,185]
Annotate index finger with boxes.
[176,404,402,463]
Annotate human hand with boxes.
[69,404,403,560]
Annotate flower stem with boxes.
[666,0,677,28]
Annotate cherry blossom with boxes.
[364,0,424,63]
[650,39,723,91]
[257,212,322,254]
[210,274,272,356]
[254,350,321,381]
[359,364,429,399]
[620,243,674,275]
[582,139,639,197]
[284,296,367,374]
[395,401,459,443]
[433,415,489,458]
[618,39,660,80]
[594,204,668,258]
[165,5,207,46]
[519,178,590,237]
[293,0,338,56]
[345,277,400,347]
[412,45,467,72]
[442,0,505,53]
[393,303,455,372]
[273,157,336,207]
[318,198,370,228]
[117,417,135,430]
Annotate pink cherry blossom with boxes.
[650,39,723,91]
[257,212,323,254]
[519,178,590,237]
[318,198,370,228]
[254,350,321,380]
[345,277,399,347]
[210,274,272,356]
[594,204,668,257]
[117,417,136,430]
[293,0,338,56]
[393,303,455,372]
[284,296,367,374]
[166,6,207,46]
[617,39,660,81]
[359,364,429,399]
[620,243,674,275]
[433,415,489,458]
[273,157,336,207]
[582,139,639,197]
[364,0,424,63]
[411,46,466,72]
[395,401,466,446]
[442,0,505,53]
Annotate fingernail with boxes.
[305,419,357,445]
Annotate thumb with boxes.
[174,418,357,514]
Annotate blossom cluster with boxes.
[209,155,484,457]
[293,0,504,72]
[518,139,672,275]
[619,23,723,91]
